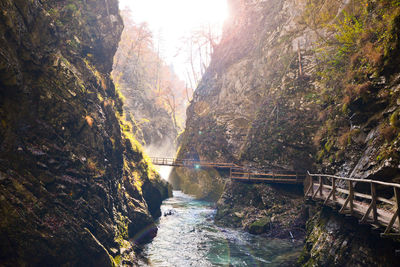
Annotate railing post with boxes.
[371,183,377,223]
[304,173,313,197]
[319,176,323,197]
[349,181,354,214]
[383,187,400,235]
[394,187,400,231]
[332,177,336,201]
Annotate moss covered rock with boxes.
[248,217,271,235]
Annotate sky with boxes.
[118,0,229,84]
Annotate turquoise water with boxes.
[141,191,302,266]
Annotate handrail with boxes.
[306,172,400,237]
[308,171,400,189]
[150,157,305,184]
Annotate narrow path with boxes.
[305,173,400,237]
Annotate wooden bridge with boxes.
[305,172,400,237]
[150,157,305,184]
[151,157,400,237]
[150,157,239,169]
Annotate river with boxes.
[138,191,303,266]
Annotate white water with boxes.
[140,191,303,266]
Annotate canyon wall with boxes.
[0,0,170,266]
[174,0,400,264]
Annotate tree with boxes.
[180,23,221,88]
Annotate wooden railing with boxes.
[152,156,399,236]
[305,172,400,237]
[150,157,305,185]
[230,167,305,184]
[150,157,239,169]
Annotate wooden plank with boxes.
[349,181,354,214]
[310,178,314,196]
[383,209,399,235]
[371,183,378,223]
[319,176,323,197]
[395,187,400,230]
[381,233,400,238]
[313,181,321,199]
[309,173,400,189]
[324,186,334,205]
[305,180,313,197]
[328,187,393,205]
[339,195,351,214]
[332,177,336,201]
[360,202,374,224]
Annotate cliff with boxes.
[0,0,170,266]
[174,0,400,265]
[112,10,184,154]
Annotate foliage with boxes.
[112,8,189,132]
[309,0,400,162]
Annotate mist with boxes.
[144,141,177,181]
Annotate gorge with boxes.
[1,0,400,266]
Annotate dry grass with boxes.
[85,115,94,127]
[362,42,383,66]
[338,131,351,148]
[344,81,372,103]
[380,124,397,142]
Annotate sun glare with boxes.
[119,0,228,30]
[119,0,229,82]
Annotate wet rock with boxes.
[215,181,308,239]
[163,209,176,217]
[248,217,271,235]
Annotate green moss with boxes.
[249,217,271,234]
[317,149,325,161]
[324,139,334,152]
[113,255,121,266]
[115,213,129,243]
[390,110,400,128]
[65,3,78,13]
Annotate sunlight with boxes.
[119,0,229,82]
[119,0,228,32]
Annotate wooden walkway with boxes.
[150,157,305,184]
[151,157,400,237]
[230,167,305,184]
[305,172,400,237]
[150,157,239,169]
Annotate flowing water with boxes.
[140,191,303,267]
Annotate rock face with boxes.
[215,181,309,239]
[172,0,319,233]
[112,12,179,152]
[299,206,399,266]
[175,0,400,265]
[171,0,320,197]
[0,0,170,266]
[177,0,319,169]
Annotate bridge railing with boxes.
[230,167,305,184]
[149,157,238,168]
[306,172,400,236]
